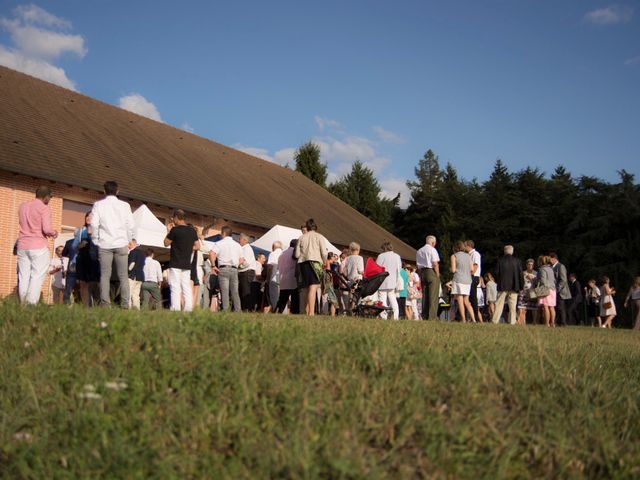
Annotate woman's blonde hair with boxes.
[349,242,360,254]
[634,276,640,288]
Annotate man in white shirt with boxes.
[465,239,482,321]
[415,235,441,321]
[91,181,136,308]
[238,233,256,311]
[266,241,283,311]
[48,245,68,304]
[209,226,244,312]
[376,242,402,320]
[142,248,163,309]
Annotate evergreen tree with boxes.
[399,150,445,247]
[294,141,327,187]
[329,160,399,231]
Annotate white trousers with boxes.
[129,279,142,310]
[492,291,518,324]
[409,298,420,320]
[378,289,399,320]
[169,268,193,312]
[17,247,50,305]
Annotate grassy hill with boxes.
[1,302,638,478]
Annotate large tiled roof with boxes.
[0,66,416,259]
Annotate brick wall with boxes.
[0,170,268,301]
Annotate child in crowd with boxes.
[484,273,497,317]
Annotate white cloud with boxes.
[15,4,72,29]
[274,147,296,165]
[118,94,162,122]
[584,5,633,25]
[624,55,640,66]
[314,115,341,131]
[313,135,390,176]
[231,145,296,166]
[372,125,406,144]
[0,45,76,89]
[233,144,274,162]
[7,24,86,59]
[380,177,411,209]
[0,5,84,90]
[180,122,195,133]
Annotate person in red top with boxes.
[17,186,58,304]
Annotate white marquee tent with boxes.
[251,224,342,256]
[133,204,168,248]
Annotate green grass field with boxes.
[1,302,639,479]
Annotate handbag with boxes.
[603,296,613,309]
[528,285,550,300]
[408,285,422,300]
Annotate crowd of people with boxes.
[15,183,640,330]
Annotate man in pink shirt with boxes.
[17,186,58,305]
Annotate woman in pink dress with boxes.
[537,255,557,327]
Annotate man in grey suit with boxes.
[550,253,571,327]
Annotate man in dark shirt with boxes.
[164,209,199,312]
[568,273,583,325]
[62,237,79,304]
[491,245,524,325]
[127,240,146,309]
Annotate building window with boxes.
[62,199,92,229]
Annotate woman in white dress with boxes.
[599,276,617,329]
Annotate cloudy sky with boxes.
[1,1,638,207]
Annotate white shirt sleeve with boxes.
[125,203,136,242]
[90,204,100,243]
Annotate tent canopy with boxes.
[251,224,341,256]
[133,204,168,248]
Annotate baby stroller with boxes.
[348,258,394,318]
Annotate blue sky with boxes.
[1,1,638,207]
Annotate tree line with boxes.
[294,143,640,326]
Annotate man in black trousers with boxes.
[567,273,583,325]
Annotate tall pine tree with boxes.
[329,160,399,231]
[294,141,327,187]
[399,149,445,247]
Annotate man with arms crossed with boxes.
[17,186,58,304]
[209,226,244,312]
[91,181,136,308]
[238,233,256,311]
[416,235,441,321]
[164,209,199,312]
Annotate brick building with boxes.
[0,65,415,300]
